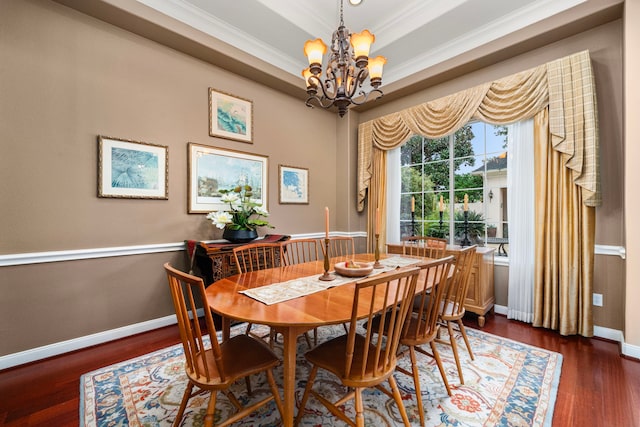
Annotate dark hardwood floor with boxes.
[1,313,639,426]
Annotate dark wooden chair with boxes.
[294,267,420,427]
[164,263,283,427]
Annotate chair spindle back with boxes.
[164,263,224,383]
[233,242,282,273]
[345,266,420,380]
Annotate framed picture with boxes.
[278,165,309,204]
[208,88,253,143]
[98,136,168,199]
[188,143,268,213]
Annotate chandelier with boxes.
[302,0,387,117]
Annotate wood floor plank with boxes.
[1,314,639,426]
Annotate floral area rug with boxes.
[80,322,561,426]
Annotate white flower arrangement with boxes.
[206,185,273,231]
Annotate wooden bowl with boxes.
[334,261,374,278]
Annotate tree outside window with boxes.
[400,122,509,253]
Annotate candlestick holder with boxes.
[410,211,416,237]
[319,237,335,281]
[373,233,383,269]
[461,210,471,247]
[438,210,444,236]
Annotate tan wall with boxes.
[0,0,339,355]
[358,21,626,332]
[0,0,630,357]
[625,2,640,348]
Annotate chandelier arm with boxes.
[348,88,384,106]
[310,74,338,102]
[344,67,369,99]
[305,95,337,110]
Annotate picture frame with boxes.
[278,165,309,204]
[188,142,268,213]
[98,136,168,199]
[208,88,253,143]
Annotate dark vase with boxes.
[223,228,258,243]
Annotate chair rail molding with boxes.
[0,240,623,267]
[0,232,369,266]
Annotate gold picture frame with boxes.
[98,136,168,199]
[208,88,253,143]
[278,165,309,204]
[188,142,268,213]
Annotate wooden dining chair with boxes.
[164,263,283,427]
[323,236,356,258]
[280,238,319,265]
[437,244,477,385]
[280,238,320,346]
[398,255,455,426]
[232,242,282,274]
[294,266,420,427]
[402,235,448,259]
[233,242,282,345]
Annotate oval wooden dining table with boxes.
[204,253,429,427]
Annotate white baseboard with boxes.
[593,325,625,343]
[2,305,638,370]
[622,342,640,359]
[494,304,508,315]
[491,305,640,357]
[0,314,178,371]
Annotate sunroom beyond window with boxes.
[399,122,509,256]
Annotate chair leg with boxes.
[303,331,313,348]
[409,346,425,427]
[266,369,284,419]
[294,365,318,427]
[457,319,475,360]
[173,382,194,427]
[447,321,465,384]
[354,388,365,427]
[430,341,452,396]
[389,375,411,427]
[245,375,252,396]
[203,390,218,427]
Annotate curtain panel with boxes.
[357,50,599,336]
[357,50,600,213]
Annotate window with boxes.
[399,122,509,254]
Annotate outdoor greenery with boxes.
[400,125,483,222]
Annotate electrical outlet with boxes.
[593,293,603,307]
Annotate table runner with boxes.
[240,256,423,305]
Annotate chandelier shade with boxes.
[302,0,386,117]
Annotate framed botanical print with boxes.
[278,165,309,204]
[98,136,168,199]
[188,142,268,213]
[208,88,253,143]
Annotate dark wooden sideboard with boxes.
[387,243,495,327]
[188,235,290,286]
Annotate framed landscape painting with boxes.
[279,165,309,204]
[98,136,168,199]
[188,143,268,213]
[208,88,253,143]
